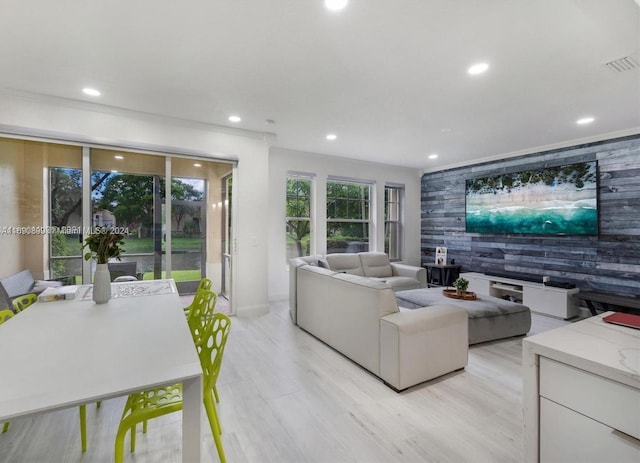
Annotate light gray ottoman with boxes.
[395,288,531,345]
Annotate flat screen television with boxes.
[465,160,598,235]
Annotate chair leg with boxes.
[130,423,136,452]
[209,397,222,435]
[114,424,129,463]
[2,422,9,433]
[213,385,220,403]
[79,405,87,452]
[204,396,226,463]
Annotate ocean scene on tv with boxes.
[465,161,598,235]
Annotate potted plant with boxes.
[452,277,469,296]
[82,227,126,303]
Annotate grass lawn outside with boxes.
[67,269,202,284]
[59,235,203,254]
[122,236,203,253]
[141,269,202,281]
[55,236,204,283]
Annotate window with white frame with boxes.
[384,185,404,260]
[326,179,371,254]
[286,175,312,259]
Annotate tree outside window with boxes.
[326,181,371,254]
[49,167,83,279]
[286,176,312,259]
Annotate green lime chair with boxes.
[0,309,14,324]
[140,289,220,435]
[11,293,38,313]
[143,289,220,434]
[114,307,231,463]
[185,289,223,432]
[183,277,213,318]
[184,282,223,405]
[1,309,14,432]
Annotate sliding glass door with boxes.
[0,137,233,303]
[88,150,232,296]
[90,149,165,281]
[221,174,232,299]
[169,176,206,293]
[88,150,233,296]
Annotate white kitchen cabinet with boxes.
[523,313,640,462]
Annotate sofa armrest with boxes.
[382,304,467,332]
[380,304,468,390]
[390,263,427,287]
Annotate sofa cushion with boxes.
[331,272,398,318]
[383,276,423,291]
[325,253,364,276]
[290,255,324,268]
[359,252,393,278]
[0,269,36,300]
[32,279,63,293]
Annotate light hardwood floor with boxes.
[0,302,568,463]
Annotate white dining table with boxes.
[0,279,203,462]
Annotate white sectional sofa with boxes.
[289,255,468,391]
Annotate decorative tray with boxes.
[442,289,477,300]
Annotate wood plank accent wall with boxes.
[421,135,640,296]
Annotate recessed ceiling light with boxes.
[114,155,124,160]
[194,163,202,167]
[82,87,101,97]
[576,117,595,125]
[110,170,118,173]
[428,154,439,160]
[326,133,337,141]
[467,63,489,75]
[228,115,241,123]
[325,0,348,11]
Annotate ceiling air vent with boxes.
[604,56,639,72]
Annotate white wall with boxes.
[0,90,270,317]
[268,147,422,301]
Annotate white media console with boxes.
[460,272,580,319]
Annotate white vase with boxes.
[93,263,112,304]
